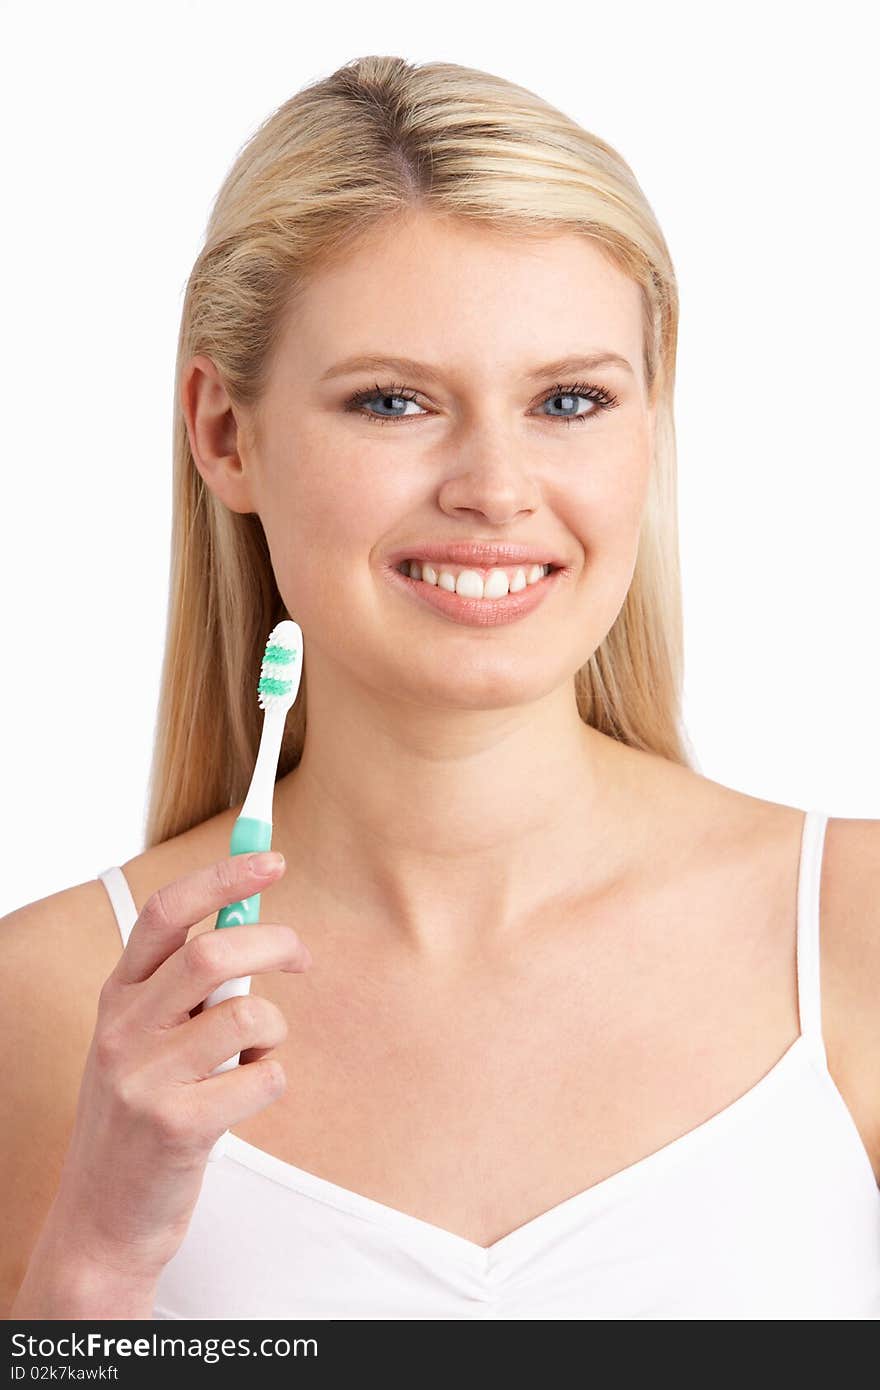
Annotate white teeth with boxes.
[399,561,552,599]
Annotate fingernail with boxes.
[249,851,284,876]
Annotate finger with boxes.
[140,993,289,1084]
[194,1056,289,1137]
[134,922,311,1029]
[114,853,286,985]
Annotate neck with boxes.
[269,664,654,958]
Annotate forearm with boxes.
[10,1212,159,1320]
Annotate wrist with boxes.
[11,1213,160,1320]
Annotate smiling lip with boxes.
[384,541,567,570]
[383,562,566,627]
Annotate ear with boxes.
[180,355,260,515]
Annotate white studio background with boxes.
[1,0,877,917]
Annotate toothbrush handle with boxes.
[203,815,272,1073]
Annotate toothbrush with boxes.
[203,619,303,1074]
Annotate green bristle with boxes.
[262,643,297,665]
[259,675,293,696]
[258,628,300,708]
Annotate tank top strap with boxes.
[795,809,830,1067]
[96,865,139,949]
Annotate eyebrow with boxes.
[319,351,635,383]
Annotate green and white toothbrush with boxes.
[203,618,303,1074]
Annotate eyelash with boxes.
[343,379,621,427]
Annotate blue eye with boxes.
[344,379,620,426]
[538,384,617,422]
[352,388,422,419]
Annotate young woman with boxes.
[5,55,879,1320]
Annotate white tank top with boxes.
[96,809,880,1319]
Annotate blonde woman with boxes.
[5,56,880,1321]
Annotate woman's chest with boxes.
[227,900,799,1249]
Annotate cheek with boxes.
[266,426,407,553]
[562,434,652,622]
[257,462,392,630]
[561,427,651,549]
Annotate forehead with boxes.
[276,212,644,384]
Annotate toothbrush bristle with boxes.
[257,620,303,712]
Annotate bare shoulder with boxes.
[820,814,880,962]
[652,768,880,1173]
[816,815,880,1163]
[693,793,880,1182]
[0,871,137,1111]
[0,801,240,1096]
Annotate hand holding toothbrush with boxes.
[11,621,306,1316]
[13,850,311,1313]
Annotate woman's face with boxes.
[233,211,656,709]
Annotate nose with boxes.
[435,427,543,526]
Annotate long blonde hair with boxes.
[144,55,693,850]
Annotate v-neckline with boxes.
[213,1031,812,1269]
